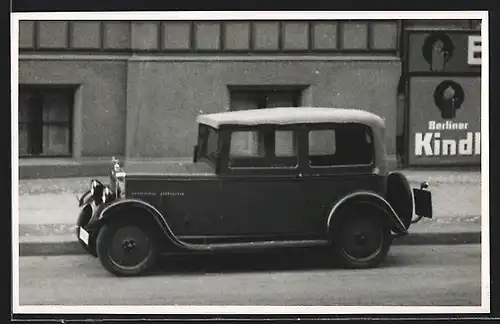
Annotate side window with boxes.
[230,131,264,158]
[275,130,296,157]
[228,128,298,169]
[308,125,373,167]
[308,129,337,166]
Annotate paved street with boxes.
[19,245,481,306]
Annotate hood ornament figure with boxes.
[112,156,121,172]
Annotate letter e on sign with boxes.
[468,35,481,66]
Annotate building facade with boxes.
[17,19,481,177]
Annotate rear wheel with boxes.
[333,207,392,269]
[96,219,159,277]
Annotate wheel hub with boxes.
[122,239,137,253]
[340,218,384,261]
[354,233,367,245]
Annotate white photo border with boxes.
[11,10,490,315]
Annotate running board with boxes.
[185,239,330,252]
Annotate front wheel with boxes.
[333,213,392,269]
[96,220,159,277]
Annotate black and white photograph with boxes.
[11,10,490,316]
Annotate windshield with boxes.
[197,124,219,164]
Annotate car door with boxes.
[220,174,306,237]
[217,126,312,239]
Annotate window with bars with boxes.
[230,89,301,110]
[19,86,74,157]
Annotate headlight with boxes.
[102,186,114,204]
[90,180,104,200]
[90,180,98,196]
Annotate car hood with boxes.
[123,160,216,177]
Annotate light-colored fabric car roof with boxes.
[197,107,385,129]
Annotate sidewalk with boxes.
[16,169,483,256]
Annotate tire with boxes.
[96,219,159,277]
[333,206,392,269]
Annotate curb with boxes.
[20,240,85,257]
[18,231,481,257]
[393,231,481,246]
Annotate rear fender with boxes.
[326,191,408,236]
[91,199,193,251]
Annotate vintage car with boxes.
[76,107,433,277]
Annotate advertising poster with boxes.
[407,76,481,166]
[406,30,481,74]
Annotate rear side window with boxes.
[308,124,373,167]
[309,129,336,156]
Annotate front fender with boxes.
[327,191,408,236]
[87,199,214,252]
[77,190,93,207]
